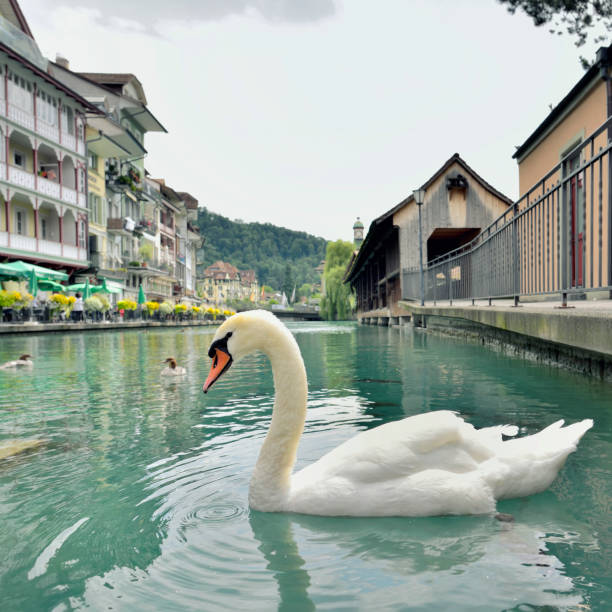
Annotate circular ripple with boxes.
[194,502,246,523]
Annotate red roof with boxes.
[204,261,239,280]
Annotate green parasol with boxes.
[38,279,65,292]
[0,262,29,279]
[65,283,87,292]
[1,260,68,281]
[28,268,38,295]
[83,277,92,300]
[98,279,122,294]
[137,284,146,305]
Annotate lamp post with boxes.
[412,188,426,306]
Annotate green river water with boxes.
[0,322,610,611]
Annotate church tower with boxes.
[353,217,364,249]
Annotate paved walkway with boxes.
[421,297,612,316]
[397,298,612,357]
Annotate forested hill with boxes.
[195,207,328,290]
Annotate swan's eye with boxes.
[208,331,234,358]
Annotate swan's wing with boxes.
[294,410,495,487]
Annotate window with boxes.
[37,90,57,126]
[88,152,98,170]
[88,193,103,224]
[7,72,33,112]
[13,149,25,168]
[14,208,26,235]
[41,217,47,239]
[78,167,86,192]
[78,220,86,248]
[67,107,74,134]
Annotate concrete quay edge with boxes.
[397,300,612,358]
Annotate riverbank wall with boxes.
[0,319,220,335]
[359,300,612,382]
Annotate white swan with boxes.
[203,310,593,517]
[0,354,33,370]
[161,357,186,376]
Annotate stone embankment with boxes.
[0,319,219,335]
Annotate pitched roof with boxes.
[204,261,239,279]
[345,153,512,283]
[513,43,612,161]
[176,191,199,209]
[77,72,146,103]
[78,72,136,84]
[239,269,256,284]
[0,42,102,113]
[3,0,34,37]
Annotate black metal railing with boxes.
[403,116,612,306]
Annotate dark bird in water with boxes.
[0,354,33,370]
[161,357,186,376]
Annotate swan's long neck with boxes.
[249,329,307,511]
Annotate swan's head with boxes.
[19,354,32,361]
[203,310,286,393]
[164,357,177,369]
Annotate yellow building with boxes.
[513,43,612,295]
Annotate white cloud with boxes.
[21,0,605,240]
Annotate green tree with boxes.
[281,263,294,300]
[196,207,327,288]
[498,0,612,51]
[321,240,355,321]
[298,283,312,299]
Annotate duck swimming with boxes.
[161,357,186,376]
[0,354,33,370]
[203,310,593,517]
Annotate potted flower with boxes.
[144,300,159,319]
[0,289,18,322]
[174,303,187,320]
[159,301,173,321]
[117,299,138,320]
[84,296,103,321]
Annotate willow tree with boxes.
[321,240,355,321]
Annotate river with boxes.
[1,322,610,610]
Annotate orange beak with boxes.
[203,348,232,393]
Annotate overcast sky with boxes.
[21,0,607,241]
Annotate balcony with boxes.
[0,230,88,264]
[0,97,86,156]
[160,221,174,234]
[123,257,169,278]
[107,217,136,235]
[0,164,86,208]
[134,218,157,235]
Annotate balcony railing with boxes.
[107,217,135,234]
[1,164,86,208]
[134,218,157,234]
[2,101,85,157]
[401,116,612,307]
[37,174,60,198]
[0,230,88,263]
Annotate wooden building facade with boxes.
[346,154,512,320]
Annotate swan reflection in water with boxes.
[248,508,591,611]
